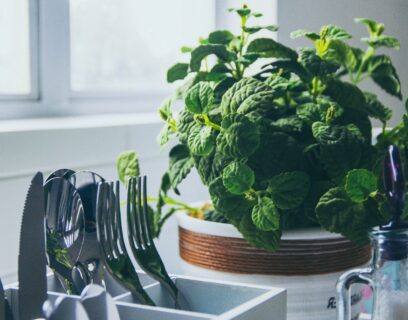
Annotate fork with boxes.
[127,176,185,308]
[96,181,155,305]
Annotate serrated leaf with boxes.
[252,197,279,231]
[247,38,298,60]
[299,48,340,76]
[355,18,383,35]
[367,55,402,100]
[157,125,173,148]
[187,126,215,156]
[362,35,400,49]
[216,114,260,159]
[208,30,235,45]
[185,82,214,114]
[290,29,320,41]
[190,44,235,72]
[167,63,189,83]
[324,78,366,111]
[117,151,140,185]
[222,161,255,195]
[168,144,194,192]
[321,24,352,41]
[269,171,311,210]
[316,187,370,245]
[325,40,358,71]
[363,92,392,124]
[243,25,278,34]
[345,169,377,203]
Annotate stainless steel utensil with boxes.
[44,177,86,294]
[18,172,47,320]
[80,284,120,320]
[45,169,75,183]
[68,171,105,285]
[127,176,185,308]
[96,181,155,305]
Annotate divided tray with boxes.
[5,272,286,319]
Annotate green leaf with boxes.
[181,46,193,53]
[190,44,235,72]
[238,214,281,251]
[222,161,255,195]
[312,122,365,180]
[363,92,392,124]
[167,63,189,83]
[243,25,278,34]
[220,77,274,116]
[248,132,304,181]
[216,114,260,158]
[316,187,370,245]
[290,29,320,41]
[304,181,334,223]
[324,78,366,111]
[269,171,311,210]
[157,125,173,148]
[209,176,253,225]
[299,48,340,76]
[168,144,194,192]
[321,25,352,41]
[117,151,140,185]
[355,18,384,35]
[208,30,235,45]
[158,96,174,121]
[362,35,400,49]
[325,40,358,71]
[367,55,402,100]
[214,77,236,101]
[185,82,214,114]
[176,110,198,145]
[247,38,298,60]
[252,197,279,231]
[187,126,215,156]
[345,169,377,203]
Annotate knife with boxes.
[18,172,47,320]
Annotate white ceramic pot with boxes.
[177,211,370,320]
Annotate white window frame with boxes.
[0,0,276,120]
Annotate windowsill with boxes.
[0,112,162,133]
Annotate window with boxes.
[0,0,275,119]
[0,0,33,96]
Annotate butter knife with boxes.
[18,172,47,320]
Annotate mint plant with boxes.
[120,5,408,251]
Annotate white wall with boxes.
[0,114,209,282]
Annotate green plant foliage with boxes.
[147,4,408,250]
[217,114,260,158]
[251,197,279,231]
[345,169,378,203]
[117,151,140,185]
[185,82,214,114]
[268,171,311,210]
[222,161,255,194]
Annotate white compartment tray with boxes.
[6,272,286,320]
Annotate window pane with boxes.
[0,0,31,95]
[70,0,215,93]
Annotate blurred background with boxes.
[0,0,407,281]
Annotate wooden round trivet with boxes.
[179,227,371,275]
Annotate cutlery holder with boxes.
[6,272,286,320]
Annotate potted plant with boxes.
[117,5,408,320]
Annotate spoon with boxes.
[44,177,86,294]
[46,169,75,183]
[67,171,105,285]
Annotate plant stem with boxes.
[353,46,374,84]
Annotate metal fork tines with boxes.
[96,181,154,305]
[127,176,187,309]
